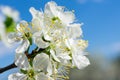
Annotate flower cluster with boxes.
[1,1,90,80]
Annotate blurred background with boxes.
[0,0,120,80]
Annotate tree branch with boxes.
[0,62,17,73]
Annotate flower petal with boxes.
[15,53,29,70]
[45,1,57,18]
[68,23,83,39]
[76,39,88,50]
[29,7,39,19]
[29,7,43,19]
[50,49,60,62]
[72,51,90,69]
[57,54,71,65]
[8,73,26,80]
[47,58,52,75]
[60,11,75,26]
[31,18,42,33]
[33,32,49,48]
[15,39,30,53]
[35,73,53,80]
[58,54,71,60]
[7,32,22,44]
[33,53,49,71]
[16,21,29,33]
[29,7,44,33]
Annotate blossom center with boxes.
[52,17,60,22]
[27,69,35,78]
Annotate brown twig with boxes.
[0,62,17,73]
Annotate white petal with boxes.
[29,7,38,19]
[16,24,21,32]
[76,39,88,50]
[72,52,90,69]
[16,21,28,33]
[45,1,57,17]
[68,23,83,39]
[7,32,22,44]
[15,39,30,53]
[60,11,75,25]
[33,32,49,48]
[8,73,26,80]
[35,73,53,80]
[31,18,41,33]
[15,53,29,70]
[43,33,52,41]
[30,7,44,33]
[58,54,71,60]
[47,58,52,75]
[33,53,49,71]
[29,7,43,19]
[50,49,60,62]
[45,1,65,18]
[57,54,71,65]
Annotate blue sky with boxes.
[0,0,120,79]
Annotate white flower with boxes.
[29,1,73,43]
[7,21,30,53]
[42,1,75,42]
[66,39,90,69]
[44,1,75,26]
[8,53,53,80]
[0,5,20,22]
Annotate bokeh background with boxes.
[0,0,120,80]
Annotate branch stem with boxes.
[0,62,17,73]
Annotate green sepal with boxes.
[29,58,33,67]
[27,77,35,80]
[28,37,32,45]
[20,69,27,74]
